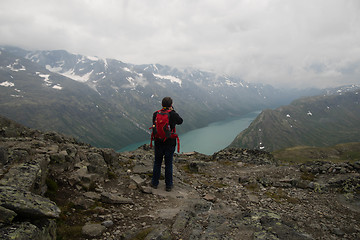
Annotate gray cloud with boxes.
[1,0,360,88]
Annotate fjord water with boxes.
[119,111,261,155]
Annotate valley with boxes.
[1,46,322,150]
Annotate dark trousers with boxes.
[151,144,175,188]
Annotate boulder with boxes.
[84,191,101,200]
[101,148,118,165]
[0,220,57,240]
[100,192,134,204]
[0,156,48,194]
[130,174,146,187]
[145,225,172,240]
[82,223,106,237]
[0,186,60,218]
[87,153,108,176]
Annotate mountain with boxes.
[0,49,147,148]
[0,46,321,149]
[229,90,360,151]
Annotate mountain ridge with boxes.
[229,90,360,151]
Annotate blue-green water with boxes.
[118,111,260,155]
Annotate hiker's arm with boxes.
[172,111,183,125]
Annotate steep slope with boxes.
[229,90,360,151]
[0,50,147,148]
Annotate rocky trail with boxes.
[0,116,360,239]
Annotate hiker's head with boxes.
[162,97,173,108]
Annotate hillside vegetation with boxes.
[230,91,360,151]
[273,142,360,164]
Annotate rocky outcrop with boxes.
[1,115,360,239]
[0,116,121,239]
[214,147,278,165]
[0,186,60,218]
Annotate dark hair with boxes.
[162,97,173,108]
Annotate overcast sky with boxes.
[1,0,360,88]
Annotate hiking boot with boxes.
[150,182,158,189]
[166,185,173,192]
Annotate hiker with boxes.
[150,97,183,191]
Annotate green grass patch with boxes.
[44,177,59,201]
[56,225,83,240]
[266,189,300,204]
[273,142,360,165]
[244,182,261,192]
[108,168,118,179]
[300,172,316,181]
[129,227,154,240]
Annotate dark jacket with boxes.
[153,108,183,146]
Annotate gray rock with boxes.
[332,227,345,237]
[130,174,146,186]
[145,225,172,240]
[133,163,153,174]
[87,153,108,176]
[352,161,360,171]
[72,197,95,210]
[0,156,48,194]
[101,148,118,165]
[172,211,193,235]
[100,192,134,204]
[49,152,66,164]
[102,220,114,227]
[71,165,102,185]
[0,186,60,218]
[84,191,101,200]
[0,222,41,240]
[0,205,17,224]
[140,186,153,194]
[82,223,106,237]
[0,220,57,240]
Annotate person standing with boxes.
[151,97,183,191]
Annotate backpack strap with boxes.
[149,125,154,148]
[176,135,180,153]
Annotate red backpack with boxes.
[150,109,180,152]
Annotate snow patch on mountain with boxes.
[36,72,62,90]
[60,69,93,82]
[0,81,14,87]
[123,75,148,89]
[87,56,99,61]
[7,59,26,72]
[52,85,62,90]
[37,73,51,85]
[46,64,63,72]
[225,79,239,87]
[153,74,182,87]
